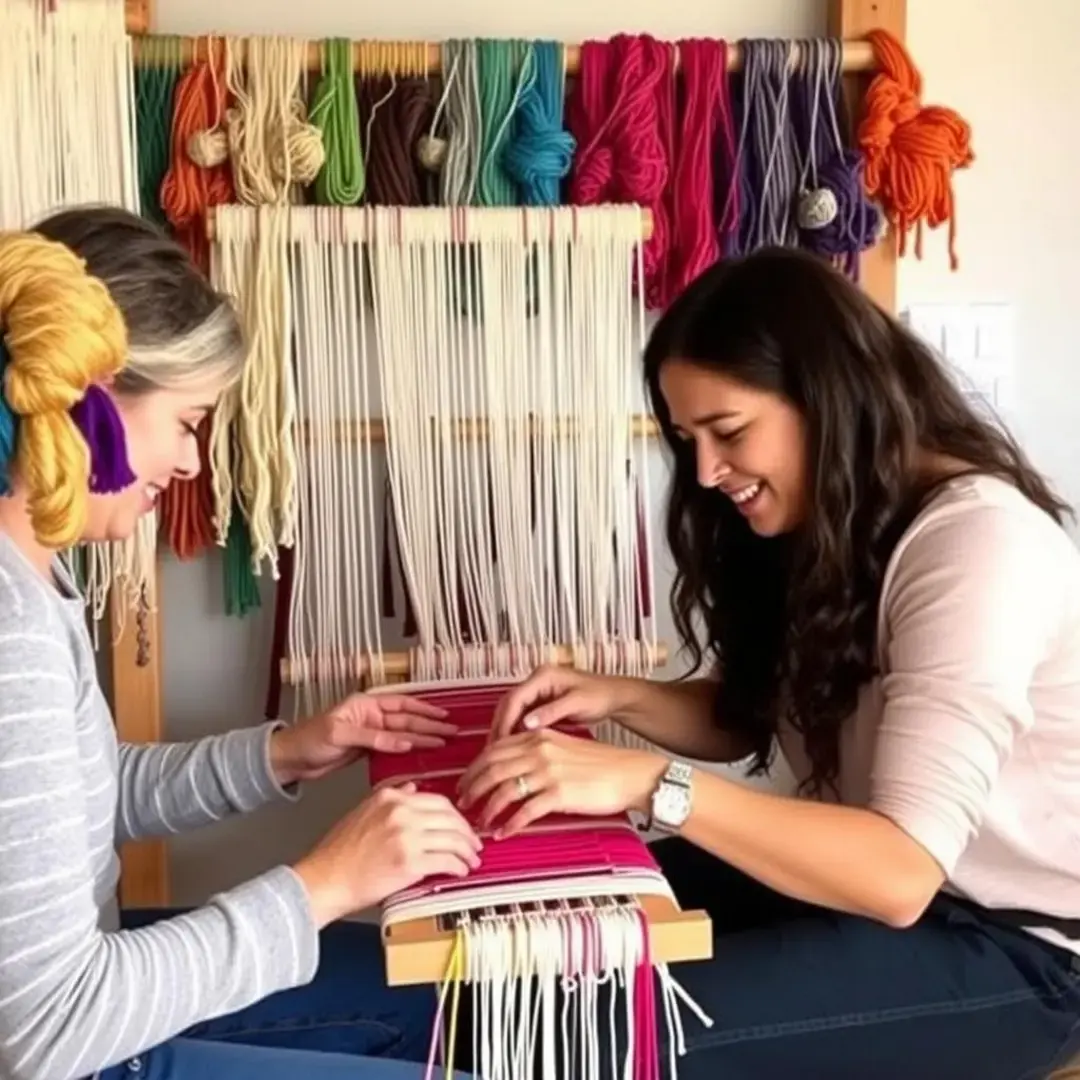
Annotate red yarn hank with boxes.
[857,29,974,270]
[667,38,725,301]
[567,35,676,308]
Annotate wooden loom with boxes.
[105,0,908,930]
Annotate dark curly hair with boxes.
[643,247,1070,796]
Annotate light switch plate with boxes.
[901,302,1016,421]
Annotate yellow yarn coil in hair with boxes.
[0,231,128,549]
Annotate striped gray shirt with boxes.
[0,534,319,1079]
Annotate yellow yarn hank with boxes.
[0,231,128,549]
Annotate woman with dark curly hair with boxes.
[461,247,1080,1078]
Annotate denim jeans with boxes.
[98,840,1080,1080]
[96,913,461,1080]
[641,837,1080,1080]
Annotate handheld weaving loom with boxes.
[368,678,714,1078]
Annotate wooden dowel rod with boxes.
[204,205,655,242]
[300,415,660,443]
[124,0,150,36]
[132,35,877,77]
[282,641,669,684]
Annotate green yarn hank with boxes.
[133,37,179,226]
[309,37,366,205]
[223,502,262,617]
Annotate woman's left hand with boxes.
[456,729,667,838]
[270,693,456,785]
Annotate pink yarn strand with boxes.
[568,35,675,308]
[668,38,725,300]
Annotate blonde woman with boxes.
[0,207,477,1080]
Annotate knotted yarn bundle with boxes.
[567,34,675,308]
[0,231,135,547]
[858,28,974,270]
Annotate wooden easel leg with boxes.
[828,0,906,314]
[110,556,170,909]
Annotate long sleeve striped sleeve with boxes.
[115,723,299,843]
[0,552,320,1080]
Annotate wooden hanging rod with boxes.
[300,415,661,443]
[124,0,150,36]
[132,35,877,77]
[204,205,656,241]
[282,641,669,684]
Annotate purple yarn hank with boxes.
[69,384,137,494]
[788,38,881,276]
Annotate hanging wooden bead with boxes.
[796,186,839,230]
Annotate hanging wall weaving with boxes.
[210,203,661,730]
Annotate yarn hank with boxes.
[502,41,575,206]
[788,38,881,278]
[0,341,16,496]
[567,34,675,307]
[69,384,137,494]
[858,28,974,270]
[0,231,130,548]
[667,37,724,301]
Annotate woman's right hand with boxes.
[488,665,629,742]
[293,784,482,927]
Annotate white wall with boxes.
[144,0,1080,905]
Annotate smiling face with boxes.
[659,358,808,537]
[80,379,222,543]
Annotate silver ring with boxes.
[515,774,530,799]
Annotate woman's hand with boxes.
[457,728,667,838]
[293,783,483,927]
[270,693,456,786]
[489,664,629,742]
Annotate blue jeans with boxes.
[96,914,460,1080]
[642,837,1080,1079]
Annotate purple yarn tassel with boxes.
[70,384,137,493]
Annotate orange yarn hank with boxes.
[857,29,974,270]
[159,48,233,272]
[158,49,233,559]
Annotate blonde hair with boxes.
[0,205,246,549]
[0,230,127,548]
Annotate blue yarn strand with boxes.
[0,340,17,497]
[502,41,576,205]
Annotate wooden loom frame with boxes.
[108,0,907,924]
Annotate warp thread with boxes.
[667,38,724,299]
[789,38,881,278]
[502,41,575,206]
[309,37,366,204]
[567,34,675,308]
[858,28,974,269]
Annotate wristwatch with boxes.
[648,760,694,834]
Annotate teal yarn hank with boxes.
[503,41,575,206]
[0,340,17,497]
[476,38,524,206]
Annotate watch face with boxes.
[654,783,691,825]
